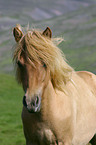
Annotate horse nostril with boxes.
[32,96,39,107]
[32,101,35,107]
[36,96,39,105]
[23,96,27,107]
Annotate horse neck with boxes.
[43,80,56,98]
[41,80,56,115]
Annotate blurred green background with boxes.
[0,0,96,144]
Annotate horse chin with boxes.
[27,106,41,113]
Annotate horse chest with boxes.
[22,107,56,144]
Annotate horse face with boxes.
[17,55,49,113]
[13,25,52,113]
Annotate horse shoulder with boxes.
[76,71,96,95]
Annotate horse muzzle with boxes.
[23,95,41,113]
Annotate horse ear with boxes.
[42,27,52,38]
[13,24,23,42]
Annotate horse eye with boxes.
[43,63,47,69]
[17,60,23,67]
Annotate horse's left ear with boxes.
[13,24,23,42]
[42,27,52,38]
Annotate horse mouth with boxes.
[23,95,41,113]
[27,105,41,113]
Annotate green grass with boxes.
[0,74,25,145]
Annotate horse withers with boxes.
[13,24,96,145]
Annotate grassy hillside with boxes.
[38,4,96,73]
[0,4,96,74]
[59,5,96,72]
[0,74,25,145]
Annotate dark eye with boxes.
[43,63,47,69]
[17,60,24,67]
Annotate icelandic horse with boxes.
[13,24,96,145]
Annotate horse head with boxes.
[13,25,52,113]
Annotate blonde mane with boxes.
[13,29,74,92]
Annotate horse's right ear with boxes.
[13,24,23,42]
